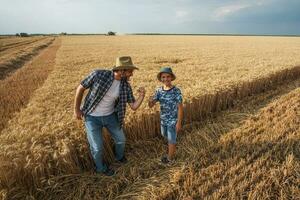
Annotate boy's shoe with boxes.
[117,156,128,164]
[97,167,115,176]
[161,155,174,164]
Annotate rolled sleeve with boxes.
[126,85,135,103]
[153,89,160,101]
[81,70,97,89]
[176,89,183,104]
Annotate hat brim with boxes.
[157,72,176,81]
[113,65,139,71]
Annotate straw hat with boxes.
[112,56,139,71]
[157,67,176,81]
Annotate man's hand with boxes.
[137,87,146,97]
[129,87,146,111]
[74,109,83,120]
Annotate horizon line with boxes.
[1,32,300,37]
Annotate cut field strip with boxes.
[0,37,55,80]
[0,38,61,132]
[0,37,48,52]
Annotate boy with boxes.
[148,67,183,164]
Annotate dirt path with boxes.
[0,38,61,133]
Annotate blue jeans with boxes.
[161,124,177,144]
[84,113,125,172]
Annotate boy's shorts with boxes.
[161,124,177,144]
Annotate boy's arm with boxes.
[148,96,157,108]
[176,103,184,133]
[149,89,160,108]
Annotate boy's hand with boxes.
[148,95,156,107]
[176,122,182,133]
[148,95,154,102]
[137,87,146,97]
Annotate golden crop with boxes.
[0,35,299,199]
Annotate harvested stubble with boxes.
[0,35,300,199]
[23,75,300,200]
[144,87,300,200]
[0,36,55,79]
[0,38,61,132]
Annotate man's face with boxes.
[121,69,134,80]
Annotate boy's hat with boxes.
[112,56,139,71]
[157,67,176,81]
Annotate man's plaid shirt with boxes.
[81,70,135,127]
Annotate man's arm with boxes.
[129,87,145,111]
[176,103,184,133]
[74,84,86,120]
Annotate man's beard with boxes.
[121,76,130,81]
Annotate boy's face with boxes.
[160,73,173,86]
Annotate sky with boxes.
[1,0,300,35]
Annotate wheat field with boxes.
[0,35,299,199]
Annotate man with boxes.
[74,56,145,176]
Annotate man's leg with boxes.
[105,113,126,161]
[84,115,106,172]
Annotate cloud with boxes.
[213,4,250,21]
[0,0,299,34]
[212,0,269,21]
[176,10,188,18]
[224,0,300,23]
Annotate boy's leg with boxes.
[160,124,168,138]
[105,113,126,161]
[167,125,177,160]
[84,115,107,172]
[160,124,169,155]
[168,144,176,160]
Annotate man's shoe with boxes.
[117,156,128,164]
[97,168,115,176]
